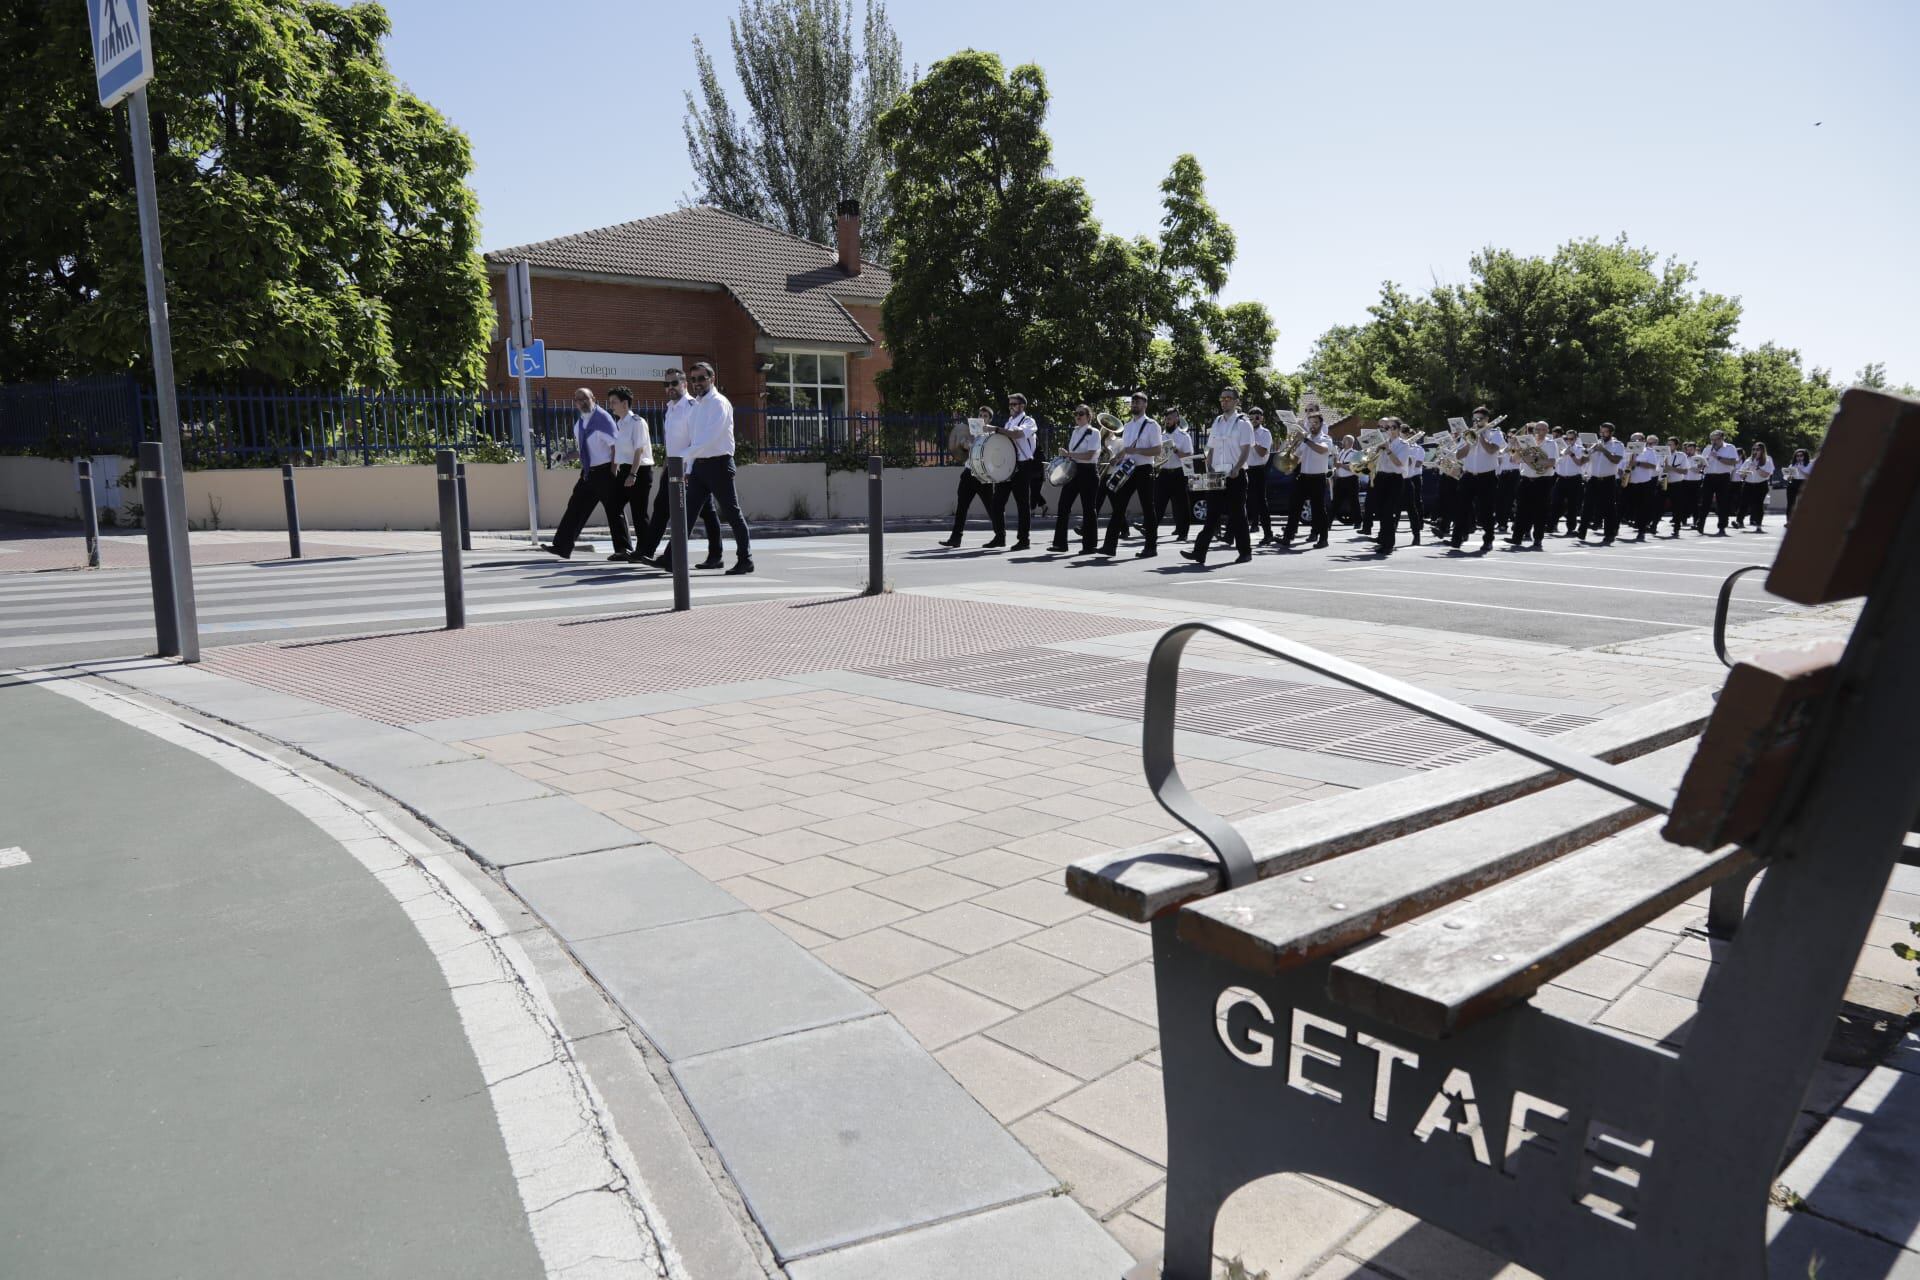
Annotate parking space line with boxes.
[1172,579,1697,628]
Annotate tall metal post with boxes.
[127,88,198,662]
[77,458,102,568]
[435,450,465,629]
[668,456,691,612]
[138,442,183,656]
[518,372,539,544]
[866,454,885,596]
[281,463,302,559]
[455,460,472,551]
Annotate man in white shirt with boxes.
[985,392,1039,550]
[1509,421,1557,549]
[1550,427,1585,537]
[1247,409,1276,545]
[667,361,753,574]
[606,386,655,563]
[542,387,635,560]
[1182,388,1254,566]
[1155,406,1194,543]
[1049,404,1105,554]
[1403,434,1427,544]
[1332,434,1362,530]
[939,404,1006,549]
[1696,429,1742,534]
[1449,406,1506,552]
[644,369,724,568]
[1665,437,1699,537]
[1101,392,1165,558]
[1281,411,1334,549]
[1369,418,1415,555]
[1578,422,1626,544]
[1624,434,1663,540]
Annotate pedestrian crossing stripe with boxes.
[0,847,29,870]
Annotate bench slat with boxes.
[1326,823,1755,1039]
[1175,741,1696,974]
[1066,689,1715,922]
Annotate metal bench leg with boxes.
[1159,1160,1231,1280]
[1706,864,1757,938]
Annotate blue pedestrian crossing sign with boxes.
[86,0,154,108]
[507,339,546,379]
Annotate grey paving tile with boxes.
[784,1194,1133,1280]
[1010,1112,1160,1218]
[973,878,1093,926]
[862,864,992,911]
[1049,1061,1167,1164]
[895,901,1038,954]
[775,887,916,939]
[1219,1175,1378,1280]
[940,943,1101,1010]
[671,1016,1054,1260]
[305,731,477,774]
[1595,987,1697,1047]
[986,994,1158,1080]
[1765,1205,1920,1280]
[406,708,576,741]
[1641,952,1714,1001]
[435,794,639,867]
[941,848,1055,887]
[370,758,554,812]
[935,1034,1079,1124]
[572,912,876,1061]
[754,855,877,897]
[875,974,1015,1050]
[815,928,960,988]
[1779,1067,1920,1250]
[1552,953,1645,1002]
[1078,961,1159,1028]
[504,845,744,942]
[1023,915,1153,974]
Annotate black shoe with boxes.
[937,537,962,549]
[1481,538,1494,551]
[725,559,755,575]
[1097,545,1117,557]
[1010,540,1030,551]
[1047,543,1068,553]
[983,536,1007,549]
[697,556,726,569]
[1531,539,1543,549]
[1602,537,1616,545]
[1234,553,1253,563]
[541,544,571,559]
[1135,549,1157,559]
[1181,549,1202,563]
[1314,539,1329,549]
[608,552,632,562]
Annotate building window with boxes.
[765,351,847,413]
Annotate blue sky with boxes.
[380,0,1917,381]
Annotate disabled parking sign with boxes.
[86,0,153,108]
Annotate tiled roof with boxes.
[486,206,890,347]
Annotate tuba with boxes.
[1273,422,1306,474]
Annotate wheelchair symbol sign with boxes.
[507,339,546,379]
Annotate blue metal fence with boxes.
[0,374,971,469]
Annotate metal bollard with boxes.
[76,458,101,568]
[668,456,691,612]
[866,454,884,596]
[281,463,302,559]
[138,441,188,657]
[455,460,472,551]
[435,450,465,629]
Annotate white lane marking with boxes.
[1330,566,1779,601]
[0,847,29,870]
[1494,563,1764,581]
[27,673,680,1279]
[1177,579,1697,628]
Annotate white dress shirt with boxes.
[1586,438,1625,479]
[1786,461,1812,481]
[662,396,693,458]
[1407,440,1427,475]
[1163,427,1194,468]
[1295,429,1333,475]
[1065,423,1101,463]
[1702,441,1740,475]
[1335,447,1361,478]
[683,389,736,460]
[1516,436,1554,480]
[1119,414,1163,458]
[1740,457,1776,484]
[1627,445,1661,485]
[1249,426,1273,466]
[1002,411,1038,462]
[1207,413,1251,473]
[1460,427,1505,476]
[612,411,653,467]
[1554,441,1583,478]
[1376,437,1412,475]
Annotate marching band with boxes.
[931,390,1807,565]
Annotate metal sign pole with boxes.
[435,450,466,629]
[507,259,540,545]
[126,87,198,662]
[281,463,301,559]
[518,370,538,544]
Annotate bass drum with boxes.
[968,432,1018,485]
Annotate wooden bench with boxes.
[1067,388,1920,1278]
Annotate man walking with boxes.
[1696,429,1740,534]
[1449,407,1504,552]
[664,362,753,575]
[1280,411,1333,548]
[1156,406,1194,542]
[542,387,633,560]
[1101,392,1163,559]
[985,393,1039,551]
[643,369,723,566]
[1183,388,1254,566]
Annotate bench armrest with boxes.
[1145,619,1680,889]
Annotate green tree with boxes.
[0,0,491,387]
[683,0,906,258]
[1732,344,1838,456]
[874,51,1157,423]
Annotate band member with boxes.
[1450,406,1504,552]
[543,387,634,560]
[644,370,724,567]
[1578,423,1625,544]
[1247,409,1275,545]
[1370,418,1413,555]
[1183,388,1254,566]
[1281,412,1333,548]
[1666,439,1701,536]
[1493,441,1520,534]
[985,392,1039,550]
[1785,448,1813,518]
[1431,422,1463,540]
[1156,406,1194,542]
[667,362,753,574]
[1695,429,1740,534]
[1049,405,1105,553]
[1625,433,1662,541]
[1510,421,1555,549]
[1332,435,1362,526]
[1550,428,1585,535]
[1099,394,1163,558]
[1403,431,1426,543]
[939,406,1006,548]
[607,386,654,562]
[1737,441,1776,531]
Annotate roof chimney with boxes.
[835,199,862,277]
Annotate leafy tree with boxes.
[1731,344,1837,457]
[874,51,1157,424]
[1150,156,1280,415]
[683,0,906,257]
[0,0,491,387]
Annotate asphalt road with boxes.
[0,515,1792,669]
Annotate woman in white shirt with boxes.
[1737,441,1776,532]
[607,386,653,562]
[1785,449,1814,519]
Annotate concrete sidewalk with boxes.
[53,581,1920,1279]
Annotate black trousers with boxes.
[1432,474,1458,534]
[1370,472,1406,552]
[1581,478,1621,542]
[1496,470,1521,530]
[552,463,632,556]
[948,468,1003,542]
[1624,482,1660,535]
[1450,471,1497,547]
[1331,473,1360,525]
[1744,483,1769,528]
[1668,482,1698,532]
[1103,465,1158,552]
[1247,464,1273,538]
[682,456,751,562]
[647,463,723,561]
[614,464,653,552]
[1697,472,1734,531]
[1550,476,1585,534]
[1051,465,1100,549]
[1786,479,1803,517]
[1404,472,1424,537]
[1155,470,1190,540]
[990,459,1040,541]
[1283,473,1329,544]
[1192,473,1249,562]
[1514,475,1554,543]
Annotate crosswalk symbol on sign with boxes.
[87,0,154,109]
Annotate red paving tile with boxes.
[200,593,1149,725]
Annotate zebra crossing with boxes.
[0,550,819,667]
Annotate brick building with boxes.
[483,202,892,438]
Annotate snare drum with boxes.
[1104,457,1137,492]
[1184,456,1227,492]
[968,432,1018,486]
[1045,454,1077,488]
